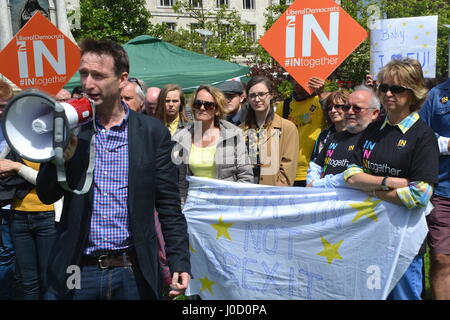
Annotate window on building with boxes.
[164,22,177,31]
[159,0,174,7]
[216,0,229,8]
[189,0,202,8]
[190,23,202,32]
[219,24,230,41]
[243,0,255,9]
[244,25,256,42]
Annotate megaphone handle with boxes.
[55,134,95,195]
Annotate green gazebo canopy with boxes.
[65,35,249,92]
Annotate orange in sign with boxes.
[0,11,80,96]
[259,0,367,94]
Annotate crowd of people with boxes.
[0,38,449,300]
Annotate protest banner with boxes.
[184,177,430,300]
[259,0,367,94]
[0,11,80,95]
[370,16,438,78]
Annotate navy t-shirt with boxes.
[314,130,362,176]
[349,118,439,184]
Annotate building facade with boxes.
[147,0,284,42]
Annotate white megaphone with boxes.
[2,90,95,194]
[2,90,93,162]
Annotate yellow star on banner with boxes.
[349,196,382,223]
[189,244,197,253]
[199,277,215,294]
[211,215,233,240]
[316,236,344,264]
[414,36,419,40]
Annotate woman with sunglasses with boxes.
[307,87,380,188]
[310,90,349,162]
[241,76,299,186]
[344,58,439,300]
[155,84,190,136]
[172,85,253,204]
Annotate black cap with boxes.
[216,81,244,94]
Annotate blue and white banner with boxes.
[184,177,430,300]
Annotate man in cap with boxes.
[217,81,247,126]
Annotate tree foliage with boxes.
[72,0,152,44]
[150,1,255,61]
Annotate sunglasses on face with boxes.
[128,77,144,91]
[327,104,346,112]
[341,105,370,113]
[379,84,411,94]
[193,99,216,110]
[248,92,269,100]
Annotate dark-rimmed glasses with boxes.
[248,92,269,100]
[341,105,370,113]
[378,84,412,94]
[193,99,216,110]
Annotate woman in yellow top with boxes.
[241,75,299,186]
[172,85,253,204]
[0,153,56,300]
[155,84,190,136]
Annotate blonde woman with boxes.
[344,58,439,300]
[172,85,253,204]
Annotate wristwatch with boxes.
[380,176,389,191]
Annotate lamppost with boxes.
[195,28,213,55]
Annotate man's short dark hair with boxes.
[79,39,129,77]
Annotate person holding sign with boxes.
[276,77,327,187]
[344,58,439,300]
[241,75,299,186]
[172,85,253,205]
[36,39,191,300]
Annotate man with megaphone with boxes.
[35,39,191,300]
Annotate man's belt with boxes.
[80,251,136,269]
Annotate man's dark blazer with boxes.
[36,110,191,298]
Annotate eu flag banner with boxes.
[183,177,430,300]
